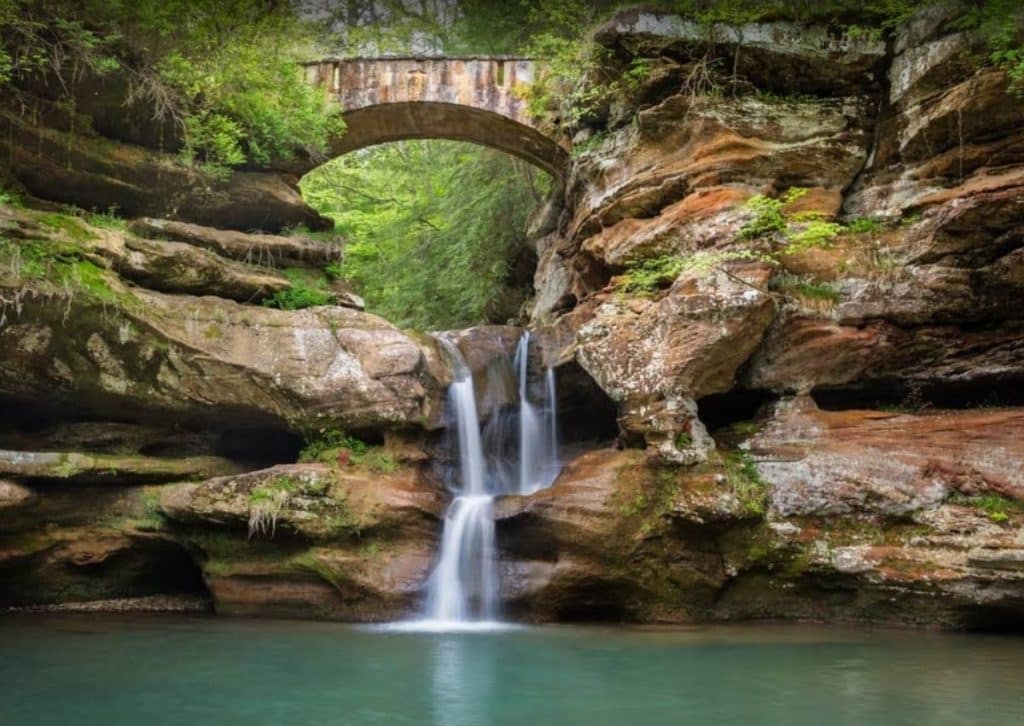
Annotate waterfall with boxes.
[513,332,560,494]
[417,332,561,627]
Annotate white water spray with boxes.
[416,332,561,627]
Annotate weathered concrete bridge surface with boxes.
[303,57,567,176]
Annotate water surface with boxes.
[0,616,1021,725]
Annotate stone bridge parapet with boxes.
[302,57,567,176]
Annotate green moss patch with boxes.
[948,492,1024,524]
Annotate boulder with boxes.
[1,206,292,302]
[575,263,776,461]
[495,437,1024,627]
[160,463,445,620]
[0,268,449,432]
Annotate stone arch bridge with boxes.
[302,57,567,177]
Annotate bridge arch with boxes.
[302,57,568,177]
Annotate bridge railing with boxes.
[301,57,539,96]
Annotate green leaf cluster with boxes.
[262,269,333,311]
[948,492,1024,524]
[0,1,345,170]
[954,0,1024,95]
[299,429,399,474]
[739,188,847,253]
[616,249,766,295]
[300,430,368,463]
[300,141,549,330]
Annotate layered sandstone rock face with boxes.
[495,399,1024,627]
[0,193,456,616]
[514,5,1024,627]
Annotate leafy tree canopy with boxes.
[300,141,550,330]
[0,0,345,170]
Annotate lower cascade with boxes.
[422,333,560,625]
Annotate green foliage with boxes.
[248,475,299,539]
[740,188,806,240]
[954,0,1024,95]
[616,249,768,295]
[623,58,655,92]
[0,1,344,170]
[367,453,400,474]
[738,187,848,254]
[0,220,125,306]
[262,269,332,311]
[618,256,686,294]
[0,184,19,206]
[785,279,841,303]
[787,220,845,252]
[674,432,693,449]
[846,217,884,234]
[249,475,298,505]
[949,492,1024,524]
[85,208,128,231]
[299,429,402,475]
[739,195,787,240]
[37,213,96,243]
[300,429,368,463]
[301,141,549,330]
[722,449,768,517]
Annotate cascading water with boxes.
[514,332,560,494]
[418,332,560,627]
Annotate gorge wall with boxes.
[1,4,1022,629]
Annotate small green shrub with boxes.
[674,432,693,449]
[618,256,685,294]
[263,269,332,310]
[368,453,399,474]
[85,208,128,231]
[324,261,345,281]
[0,185,19,206]
[846,217,883,234]
[617,249,771,295]
[739,195,786,240]
[723,450,768,517]
[263,285,331,310]
[739,188,807,241]
[788,280,840,303]
[949,492,1024,523]
[622,57,654,94]
[786,220,844,252]
[299,429,368,463]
